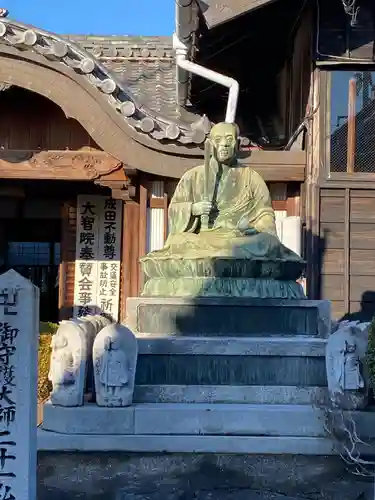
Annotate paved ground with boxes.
[38,488,310,500]
[37,452,373,500]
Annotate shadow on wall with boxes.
[317,228,375,323]
[340,292,375,324]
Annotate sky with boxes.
[7,0,175,36]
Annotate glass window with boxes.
[54,243,61,266]
[7,242,51,266]
[330,70,375,173]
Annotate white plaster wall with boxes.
[146,181,165,252]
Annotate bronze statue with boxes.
[141,122,305,298]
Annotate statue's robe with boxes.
[150,163,301,261]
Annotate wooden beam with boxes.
[251,165,305,181]
[347,78,356,174]
[0,149,122,180]
[138,182,148,291]
[0,149,306,182]
[203,0,277,28]
[344,188,350,313]
[163,192,169,242]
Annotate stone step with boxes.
[42,402,375,438]
[133,385,329,405]
[127,297,331,338]
[38,428,344,455]
[38,428,345,454]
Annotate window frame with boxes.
[320,66,375,183]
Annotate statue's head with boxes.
[345,339,356,353]
[209,122,239,164]
[104,336,112,351]
[111,338,119,350]
[53,333,68,350]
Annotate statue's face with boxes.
[346,342,356,353]
[210,123,238,164]
[111,339,119,350]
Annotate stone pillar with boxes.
[0,269,39,500]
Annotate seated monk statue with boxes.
[141,122,305,299]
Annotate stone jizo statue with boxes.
[338,340,364,391]
[99,336,129,397]
[141,122,305,298]
[48,321,88,407]
[326,322,369,410]
[48,334,74,387]
[93,324,138,407]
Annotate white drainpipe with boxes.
[173,33,240,124]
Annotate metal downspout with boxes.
[174,2,240,124]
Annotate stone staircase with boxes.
[40,297,365,454]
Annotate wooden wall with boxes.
[278,5,312,141]
[320,188,375,321]
[0,86,98,150]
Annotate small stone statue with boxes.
[48,320,88,407]
[48,333,74,387]
[339,340,365,391]
[74,316,99,401]
[326,322,369,410]
[99,336,129,396]
[93,324,138,407]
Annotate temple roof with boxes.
[67,34,180,121]
[0,11,306,180]
[197,0,278,29]
[0,17,209,151]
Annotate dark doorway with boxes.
[3,216,62,323]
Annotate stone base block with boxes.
[133,385,330,405]
[135,337,327,386]
[135,353,327,386]
[38,429,339,454]
[42,402,375,439]
[126,297,331,337]
[142,277,305,299]
[42,401,134,434]
[137,336,327,356]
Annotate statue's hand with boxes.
[237,217,258,235]
[192,201,213,216]
[243,227,258,236]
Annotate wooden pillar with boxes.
[304,68,321,300]
[347,78,356,174]
[120,200,140,321]
[286,183,301,216]
[59,200,77,320]
[138,180,148,291]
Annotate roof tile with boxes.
[68,35,178,119]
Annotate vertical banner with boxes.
[97,197,123,321]
[73,195,100,318]
[73,195,123,321]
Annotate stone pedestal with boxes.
[126,297,331,337]
[124,297,331,406]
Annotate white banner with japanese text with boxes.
[73,195,122,321]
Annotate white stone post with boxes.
[0,269,39,500]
